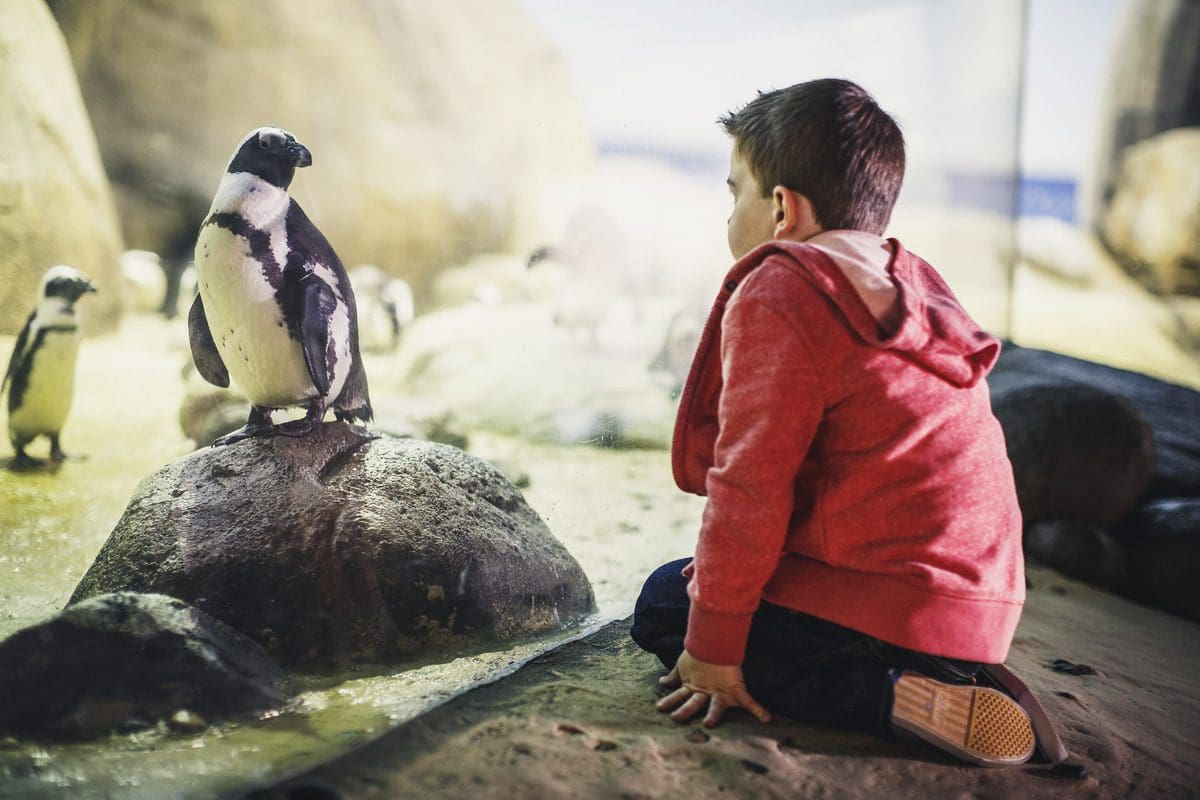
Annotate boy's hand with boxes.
[655,649,772,728]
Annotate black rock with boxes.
[1114,497,1200,621]
[990,343,1200,501]
[990,379,1154,528]
[0,592,287,740]
[1024,518,1129,590]
[69,423,595,668]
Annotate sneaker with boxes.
[976,663,1070,765]
[890,670,1036,766]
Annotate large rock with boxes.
[0,0,124,335]
[1086,0,1200,211]
[989,345,1200,621]
[48,0,593,295]
[1101,128,1200,294]
[990,343,1200,500]
[0,592,286,740]
[1115,498,1200,622]
[989,380,1154,528]
[69,424,595,668]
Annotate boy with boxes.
[631,78,1037,766]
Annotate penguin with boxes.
[348,264,414,354]
[189,126,372,444]
[2,265,97,466]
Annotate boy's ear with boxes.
[772,186,821,240]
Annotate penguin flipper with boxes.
[188,294,230,388]
[294,270,337,397]
[1,311,34,403]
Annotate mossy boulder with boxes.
[70,424,595,668]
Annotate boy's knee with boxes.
[636,558,692,608]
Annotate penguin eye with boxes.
[258,137,271,151]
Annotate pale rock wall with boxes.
[0,0,125,335]
[1102,128,1200,295]
[49,0,594,300]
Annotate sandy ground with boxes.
[251,562,1200,800]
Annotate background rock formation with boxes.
[1088,0,1200,300]
[70,424,596,668]
[989,344,1200,620]
[0,0,125,335]
[48,0,594,302]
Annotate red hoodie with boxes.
[673,235,1024,666]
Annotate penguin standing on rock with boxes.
[2,265,97,466]
[189,127,372,444]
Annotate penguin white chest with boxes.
[196,225,316,408]
[8,330,79,438]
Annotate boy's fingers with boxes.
[670,691,709,723]
[659,666,681,687]
[655,686,692,711]
[737,689,772,723]
[702,695,729,728]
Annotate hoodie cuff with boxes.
[684,605,754,666]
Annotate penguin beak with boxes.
[72,278,97,301]
[289,142,313,168]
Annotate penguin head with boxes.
[40,265,97,305]
[226,127,313,189]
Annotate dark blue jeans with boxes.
[630,558,982,736]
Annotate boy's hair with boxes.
[720,78,905,235]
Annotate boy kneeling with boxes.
[632,78,1037,766]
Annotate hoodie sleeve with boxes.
[684,285,824,665]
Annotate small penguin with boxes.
[2,266,97,466]
[189,127,372,444]
[348,264,415,354]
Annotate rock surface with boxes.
[0,592,286,740]
[1115,497,1200,621]
[991,343,1200,500]
[989,379,1155,528]
[1086,0,1200,227]
[48,0,593,291]
[0,0,124,335]
[990,344,1200,621]
[1101,127,1200,294]
[70,424,596,668]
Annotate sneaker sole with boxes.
[977,663,1070,765]
[891,671,1036,766]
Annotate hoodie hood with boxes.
[743,234,999,387]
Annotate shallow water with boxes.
[0,315,703,799]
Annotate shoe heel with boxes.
[892,671,1035,766]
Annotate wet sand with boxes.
[258,564,1200,800]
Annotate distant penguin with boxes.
[2,266,97,465]
[120,249,167,313]
[189,126,372,444]
[348,264,415,354]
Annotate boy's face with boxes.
[726,147,777,260]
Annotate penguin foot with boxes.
[210,424,274,447]
[212,406,278,446]
[10,452,45,471]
